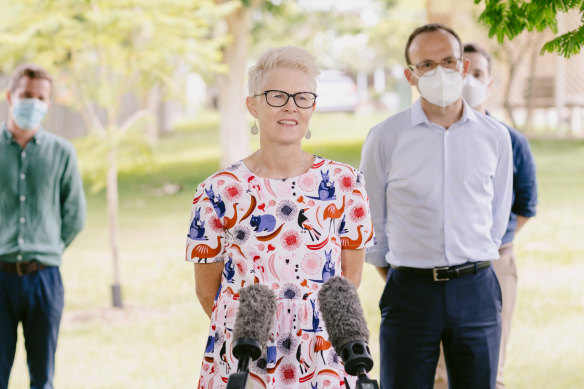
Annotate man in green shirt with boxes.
[0,64,86,389]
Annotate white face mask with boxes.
[462,75,488,108]
[414,66,463,108]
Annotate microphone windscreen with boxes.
[233,284,277,349]
[317,276,369,354]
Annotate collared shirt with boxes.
[360,99,513,269]
[489,115,538,244]
[0,124,86,266]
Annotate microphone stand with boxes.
[343,366,380,389]
[340,341,380,389]
[226,337,261,389]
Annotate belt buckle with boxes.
[433,266,450,281]
[16,262,23,276]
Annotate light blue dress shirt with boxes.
[360,99,513,269]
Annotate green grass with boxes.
[7,113,584,388]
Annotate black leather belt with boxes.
[391,261,491,281]
[0,261,48,276]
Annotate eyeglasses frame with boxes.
[253,89,317,109]
[407,57,464,74]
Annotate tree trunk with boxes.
[501,45,517,129]
[106,141,123,308]
[525,35,544,135]
[157,97,171,136]
[554,52,566,138]
[217,6,251,168]
[146,84,161,143]
[502,38,531,130]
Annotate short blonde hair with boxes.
[247,46,320,96]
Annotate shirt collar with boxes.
[1,122,46,145]
[31,127,46,144]
[1,123,12,143]
[410,99,429,126]
[461,99,480,125]
[410,98,480,128]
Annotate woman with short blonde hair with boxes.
[186,46,375,388]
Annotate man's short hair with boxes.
[404,23,463,66]
[463,42,492,75]
[9,64,53,92]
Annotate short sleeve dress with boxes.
[186,156,375,389]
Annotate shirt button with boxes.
[447,190,451,195]
[18,238,24,244]
[21,152,27,158]
[17,255,23,261]
[448,220,452,225]
[20,217,26,224]
[20,196,26,202]
[20,173,26,180]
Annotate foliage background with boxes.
[6,112,584,388]
[1,1,583,387]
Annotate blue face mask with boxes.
[12,98,48,130]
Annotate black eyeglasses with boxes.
[254,90,317,109]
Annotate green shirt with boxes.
[0,124,86,266]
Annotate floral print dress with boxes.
[186,156,375,389]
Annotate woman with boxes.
[186,46,374,388]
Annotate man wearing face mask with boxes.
[434,42,538,389]
[0,64,86,389]
[360,24,513,389]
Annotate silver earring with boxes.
[250,121,259,135]
[305,129,311,140]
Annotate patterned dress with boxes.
[186,156,375,389]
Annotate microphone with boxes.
[226,284,277,389]
[318,276,379,389]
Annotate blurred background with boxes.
[2,0,584,142]
[1,0,583,388]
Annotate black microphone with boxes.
[318,276,379,389]
[226,284,277,389]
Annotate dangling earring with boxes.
[250,121,259,135]
[305,129,311,140]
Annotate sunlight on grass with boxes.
[7,114,584,388]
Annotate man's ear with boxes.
[404,68,416,86]
[6,90,12,106]
[246,96,258,119]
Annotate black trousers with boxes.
[0,267,64,389]
[379,265,502,389]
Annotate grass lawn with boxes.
[7,111,584,388]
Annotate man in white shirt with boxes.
[360,23,513,389]
[434,41,539,389]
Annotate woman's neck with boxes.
[244,146,313,179]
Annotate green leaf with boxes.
[475,0,584,58]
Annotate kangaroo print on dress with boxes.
[186,156,375,389]
[188,207,207,241]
